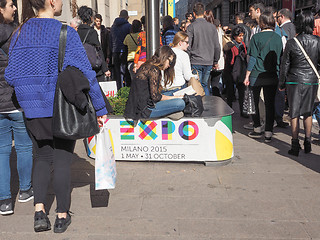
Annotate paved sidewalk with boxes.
[1,106,320,240]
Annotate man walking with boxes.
[277,8,296,40]
[110,10,131,89]
[94,14,111,66]
[248,2,265,37]
[187,2,220,96]
[273,8,296,128]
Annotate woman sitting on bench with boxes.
[124,46,185,120]
[161,31,198,96]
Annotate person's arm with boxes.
[279,40,292,90]
[149,67,182,102]
[186,24,193,55]
[212,26,221,66]
[181,52,198,81]
[243,56,256,86]
[133,34,142,72]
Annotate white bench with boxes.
[85,96,234,165]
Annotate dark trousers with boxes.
[237,83,246,114]
[224,71,245,112]
[251,85,277,132]
[225,71,235,107]
[112,52,130,89]
[32,136,75,213]
[274,88,286,123]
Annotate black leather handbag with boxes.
[52,25,100,140]
[183,94,204,117]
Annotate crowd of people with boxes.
[1,0,320,235]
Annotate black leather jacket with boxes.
[279,33,320,89]
[0,23,20,112]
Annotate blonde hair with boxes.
[170,31,188,47]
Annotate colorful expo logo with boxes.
[120,120,199,141]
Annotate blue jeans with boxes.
[149,99,185,118]
[192,65,213,96]
[0,112,33,200]
[161,83,187,96]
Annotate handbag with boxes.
[188,69,205,97]
[83,29,103,70]
[183,94,204,117]
[232,45,247,84]
[95,126,116,190]
[293,37,320,101]
[52,25,100,140]
[243,86,256,115]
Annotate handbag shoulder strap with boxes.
[82,29,91,44]
[58,24,68,73]
[294,37,320,79]
[0,47,7,57]
[258,32,275,57]
[129,33,138,46]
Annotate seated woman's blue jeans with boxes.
[162,83,188,96]
[0,112,33,200]
[149,98,185,118]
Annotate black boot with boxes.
[288,139,300,156]
[304,138,311,154]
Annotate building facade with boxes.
[177,0,320,27]
[14,0,144,27]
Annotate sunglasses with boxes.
[182,40,189,44]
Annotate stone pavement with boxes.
[2,105,320,240]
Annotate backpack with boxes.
[82,30,103,70]
[232,45,247,84]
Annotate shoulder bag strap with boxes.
[129,33,138,46]
[0,47,7,57]
[82,29,91,44]
[294,37,320,80]
[257,32,275,58]
[58,24,68,73]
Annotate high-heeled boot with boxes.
[304,138,311,154]
[288,139,300,156]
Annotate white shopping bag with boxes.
[99,81,117,98]
[95,127,116,190]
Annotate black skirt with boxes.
[287,83,318,118]
[25,117,53,140]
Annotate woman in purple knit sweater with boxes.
[5,0,107,234]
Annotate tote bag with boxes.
[95,127,117,190]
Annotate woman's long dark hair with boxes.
[10,0,45,53]
[145,46,176,87]
[295,10,314,35]
[258,11,275,30]
[22,0,46,22]
[0,0,7,23]
[204,10,214,25]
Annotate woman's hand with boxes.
[243,77,250,86]
[133,64,137,73]
[105,70,111,77]
[161,94,184,101]
[97,115,108,127]
[243,70,251,86]
[174,95,184,99]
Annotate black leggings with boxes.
[251,85,277,132]
[31,136,75,213]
